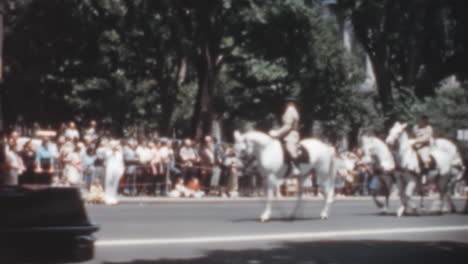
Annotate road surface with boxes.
[84,199,468,264]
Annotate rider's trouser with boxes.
[284,130,300,160]
[417,146,431,168]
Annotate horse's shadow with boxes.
[232,216,322,223]
[355,211,451,217]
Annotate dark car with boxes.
[0,186,99,263]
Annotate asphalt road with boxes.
[83,199,468,264]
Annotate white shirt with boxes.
[136,146,152,163]
[65,128,80,140]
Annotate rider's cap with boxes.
[285,97,299,102]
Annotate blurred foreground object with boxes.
[0,186,99,263]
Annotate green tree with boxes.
[336,0,468,117]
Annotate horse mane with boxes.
[244,130,274,145]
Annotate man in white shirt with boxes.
[64,122,80,141]
[269,97,301,176]
[412,115,434,170]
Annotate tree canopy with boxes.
[0,0,467,144]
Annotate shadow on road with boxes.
[232,216,322,223]
[101,240,468,264]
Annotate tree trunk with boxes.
[0,3,4,131]
[369,54,394,117]
[159,57,186,136]
[192,42,217,140]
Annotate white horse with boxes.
[386,121,465,216]
[233,131,336,222]
[360,135,397,213]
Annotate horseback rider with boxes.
[269,97,301,176]
[412,115,434,171]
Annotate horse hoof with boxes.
[397,207,405,217]
[379,208,388,215]
[320,214,328,220]
[260,218,269,223]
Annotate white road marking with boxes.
[96,225,468,247]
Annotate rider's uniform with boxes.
[270,105,300,159]
[412,124,434,168]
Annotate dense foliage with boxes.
[0,0,467,146]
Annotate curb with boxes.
[115,196,467,205]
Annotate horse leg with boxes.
[320,180,334,220]
[260,175,275,222]
[382,174,393,214]
[290,174,305,219]
[395,172,408,217]
[417,178,426,213]
[405,176,418,214]
[427,172,448,214]
[371,176,385,211]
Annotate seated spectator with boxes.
[186,177,205,198]
[88,178,105,203]
[168,177,192,198]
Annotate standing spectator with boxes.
[58,123,68,138]
[34,136,55,184]
[62,144,82,186]
[149,140,164,195]
[104,140,124,205]
[136,140,152,194]
[82,147,97,190]
[4,140,25,186]
[199,135,216,193]
[223,147,243,197]
[84,120,98,142]
[159,139,180,194]
[9,130,20,146]
[95,139,109,185]
[0,136,7,185]
[123,139,139,196]
[179,138,199,182]
[64,121,80,141]
[19,140,37,185]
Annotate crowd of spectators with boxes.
[0,121,249,200]
[2,121,466,204]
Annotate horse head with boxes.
[360,135,375,164]
[385,121,408,146]
[336,151,360,183]
[233,130,254,158]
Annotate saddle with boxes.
[281,140,309,177]
[415,151,436,172]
